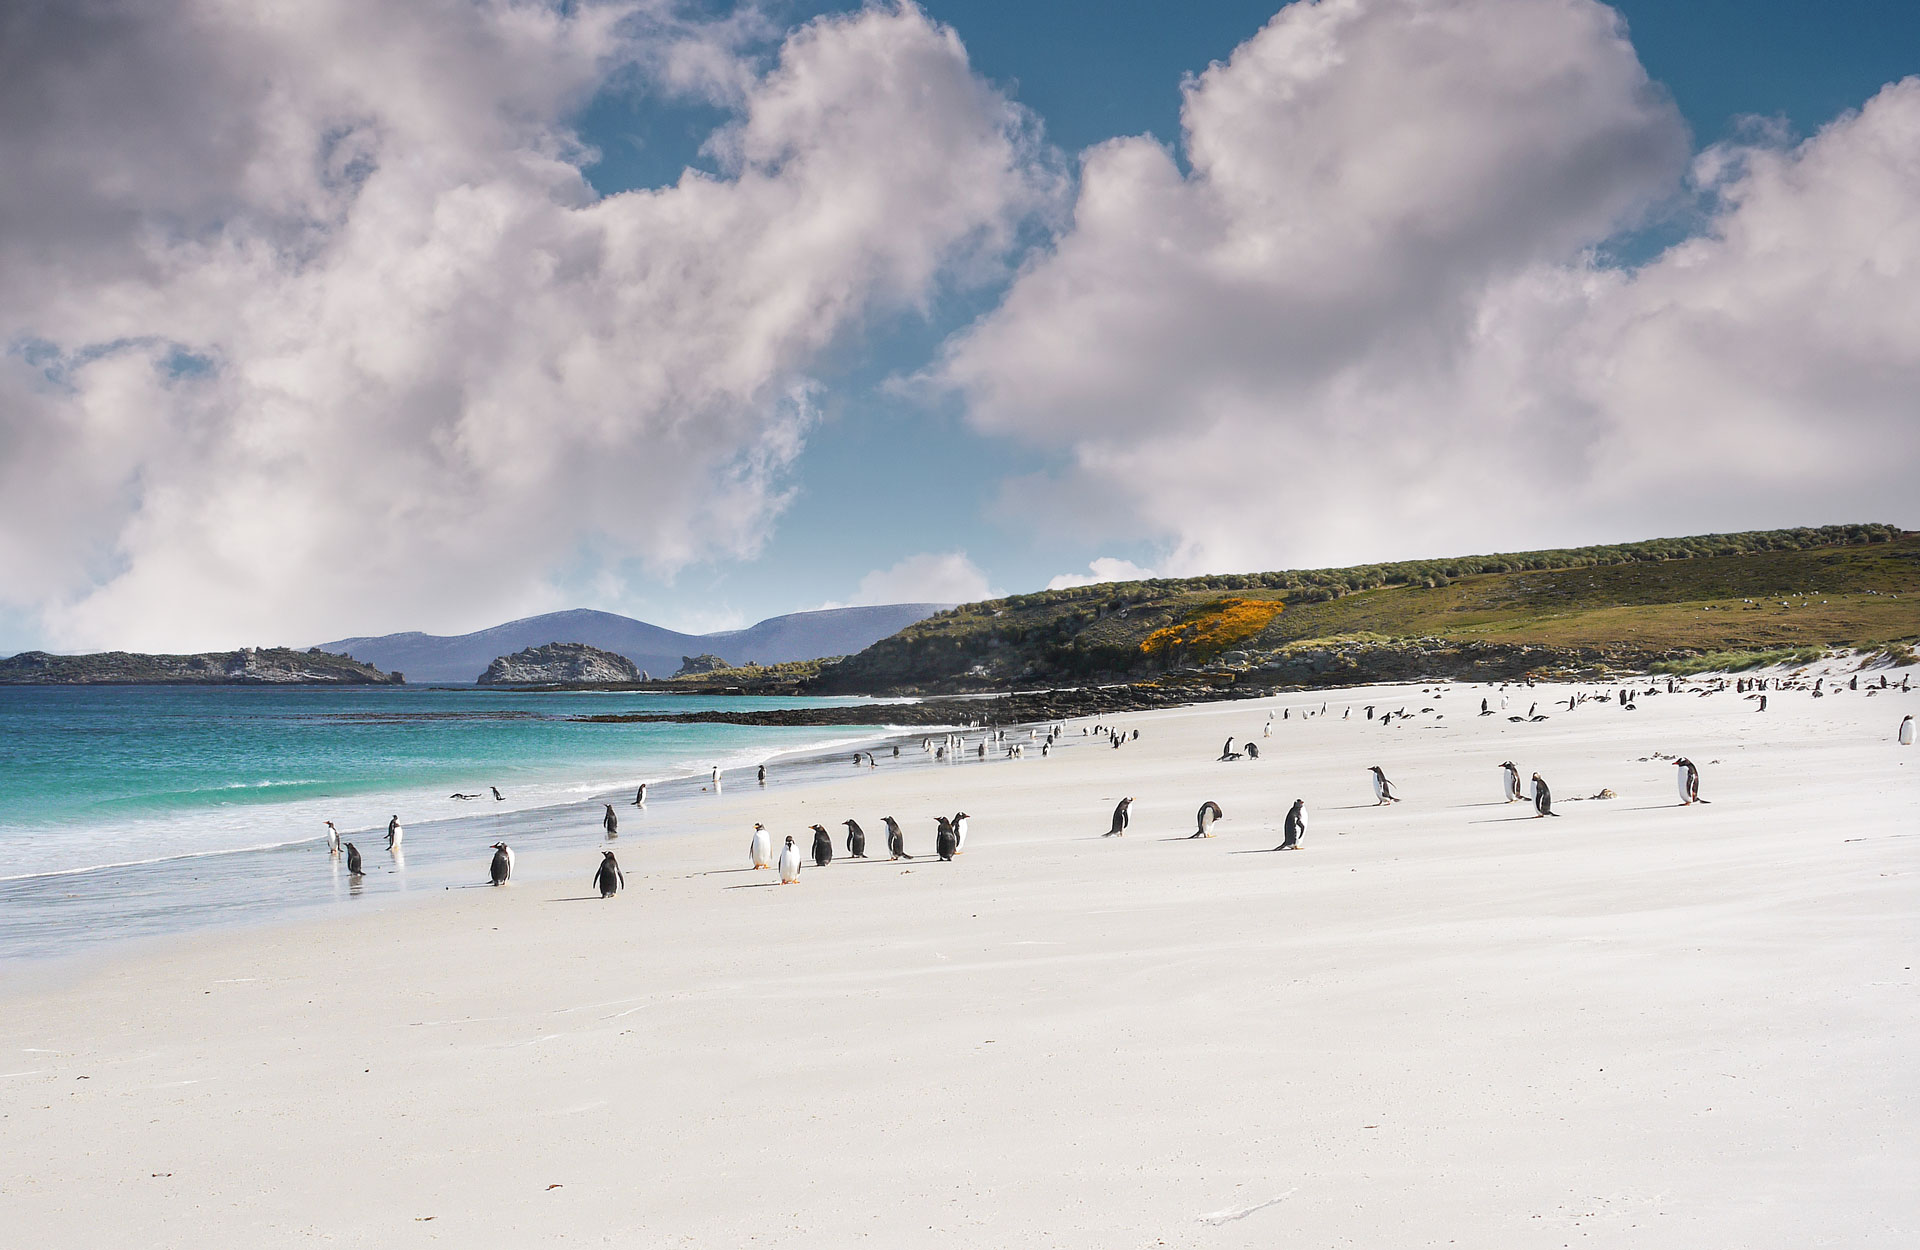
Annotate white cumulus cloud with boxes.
[842,552,999,606]
[0,0,1053,650]
[1045,557,1157,590]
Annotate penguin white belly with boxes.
[778,846,801,883]
[1901,719,1915,746]
[954,819,969,852]
[1677,769,1690,802]
[750,830,772,868]
[1371,774,1384,802]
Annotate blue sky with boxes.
[2,0,1916,651]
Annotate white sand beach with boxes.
[4,667,1916,1247]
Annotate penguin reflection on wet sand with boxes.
[489,842,513,885]
[1274,799,1307,850]
[592,851,625,897]
[1104,796,1134,837]
[810,824,834,867]
[1368,766,1399,805]
[1531,774,1559,818]
[1191,801,1224,838]
[934,817,959,861]
[843,819,868,858]
[884,817,913,860]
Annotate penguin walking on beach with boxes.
[489,842,513,886]
[1900,715,1915,746]
[952,812,970,854]
[810,824,834,867]
[1758,695,1768,712]
[1674,758,1705,804]
[778,836,802,884]
[592,851,625,898]
[934,817,958,861]
[883,816,912,860]
[1244,742,1260,759]
[1219,737,1238,761]
[750,823,773,869]
[1500,761,1524,803]
[603,803,619,838]
[1531,774,1559,818]
[385,815,403,851]
[1105,797,1133,837]
[1368,766,1399,805]
[843,819,868,858]
[345,843,365,877]
[324,821,341,855]
[491,786,504,801]
[1192,801,1224,838]
[1275,799,1307,850]
[634,782,647,806]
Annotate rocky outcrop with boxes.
[674,653,729,677]
[0,647,404,685]
[475,642,641,685]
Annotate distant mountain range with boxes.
[317,604,950,684]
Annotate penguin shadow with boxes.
[722,880,786,890]
[1229,846,1294,854]
[693,866,762,877]
[548,895,620,903]
[1465,815,1550,824]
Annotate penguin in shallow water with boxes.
[843,819,868,858]
[324,821,341,855]
[1901,715,1915,746]
[633,782,647,806]
[345,843,365,877]
[603,803,619,838]
[386,815,403,851]
[1192,801,1223,838]
[491,786,504,801]
[1531,774,1559,818]
[883,816,912,860]
[592,851,625,897]
[1275,799,1307,850]
[951,812,970,854]
[810,824,834,867]
[934,817,958,861]
[1105,796,1133,837]
[1500,761,1524,804]
[1368,766,1399,805]
[489,842,513,885]
[1674,758,1706,804]
[778,836,802,884]
[749,823,773,869]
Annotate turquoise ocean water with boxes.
[0,686,908,960]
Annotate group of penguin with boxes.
[1102,793,1311,850]
[749,812,971,883]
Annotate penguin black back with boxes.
[843,819,867,858]
[811,824,834,867]
[593,851,624,897]
[934,816,957,861]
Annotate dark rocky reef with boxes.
[0,647,404,685]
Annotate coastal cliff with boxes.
[0,647,405,685]
[476,642,641,685]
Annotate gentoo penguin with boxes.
[952,812,970,854]
[1531,774,1559,818]
[385,815,403,851]
[491,786,504,801]
[810,824,834,867]
[934,817,958,861]
[602,803,619,838]
[1901,715,1915,746]
[843,819,868,858]
[1191,800,1224,838]
[758,765,767,785]
[489,842,513,886]
[709,765,721,787]
[1275,799,1307,850]
[592,851,625,897]
[750,823,773,869]
[1220,737,1237,761]
[1500,761,1524,803]
[1481,698,1492,716]
[1104,796,1133,837]
[1758,695,1768,712]
[324,821,341,855]
[778,836,802,884]
[1674,758,1705,805]
[345,842,365,877]
[1368,766,1399,805]
[634,782,647,806]
[883,816,912,860]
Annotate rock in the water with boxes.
[476,642,642,685]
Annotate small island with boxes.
[0,647,404,685]
[475,641,641,685]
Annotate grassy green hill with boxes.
[812,525,1918,694]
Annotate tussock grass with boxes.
[1652,647,1827,676]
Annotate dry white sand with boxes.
[4,667,1917,1247]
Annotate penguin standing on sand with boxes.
[324,821,341,855]
[345,843,365,877]
[386,815,403,851]
[634,782,647,806]
[1220,737,1237,761]
[1900,715,1915,746]
[1674,758,1705,805]
[778,836,802,884]
[883,817,912,860]
[810,824,834,867]
[603,803,619,838]
[952,812,970,854]
[1191,801,1223,838]
[1531,774,1559,818]
[750,823,773,869]
[592,851,625,897]
[934,817,958,861]
[1500,762,1524,804]
[489,842,513,885]
[1275,799,1307,850]
[843,819,868,858]
[1368,767,1399,805]
[1105,797,1133,837]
